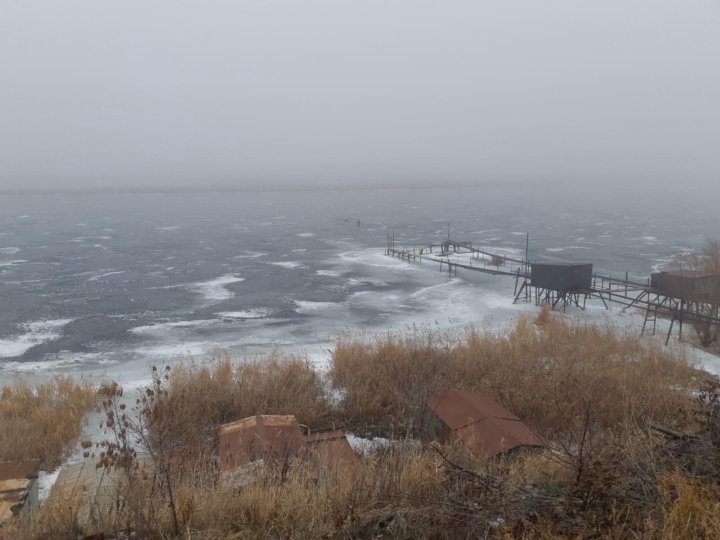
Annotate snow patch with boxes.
[190,274,244,302]
[216,309,273,319]
[0,319,74,359]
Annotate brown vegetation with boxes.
[689,239,720,275]
[4,313,720,538]
[331,312,703,440]
[147,354,334,450]
[0,377,96,469]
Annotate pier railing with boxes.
[386,234,720,345]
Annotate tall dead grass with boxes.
[0,377,96,468]
[331,312,703,439]
[149,353,334,449]
[5,444,554,539]
[656,473,720,538]
[5,314,720,538]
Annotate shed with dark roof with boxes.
[427,390,543,459]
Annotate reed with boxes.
[0,377,96,468]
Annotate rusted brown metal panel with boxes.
[427,390,520,430]
[454,418,543,459]
[0,459,40,482]
[218,415,305,471]
[427,390,543,459]
[305,430,356,464]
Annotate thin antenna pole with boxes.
[525,232,530,275]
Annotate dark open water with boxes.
[1,184,718,383]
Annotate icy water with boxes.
[1,185,718,384]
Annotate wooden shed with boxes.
[531,262,593,291]
[651,270,720,305]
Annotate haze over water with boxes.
[1,183,718,384]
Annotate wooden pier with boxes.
[386,233,720,346]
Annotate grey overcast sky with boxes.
[0,1,718,192]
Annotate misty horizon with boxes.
[1,0,718,192]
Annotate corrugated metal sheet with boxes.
[428,391,519,430]
[427,390,543,459]
[219,415,305,470]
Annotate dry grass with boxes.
[4,314,720,538]
[0,377,96,468]
[331,311,704,439]
[149,353,334,450]
[5,444,555,539]
[656,473,720,538]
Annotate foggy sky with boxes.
[1,1,718,192]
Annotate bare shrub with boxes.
[689,239,720,275]
[0,377,96,467]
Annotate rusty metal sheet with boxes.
[305,430,357,464]
[219,415,305,470]
[455,418,543,459]
[0,460,41,482]
[428,390,543,459]
[427,390,520,430]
